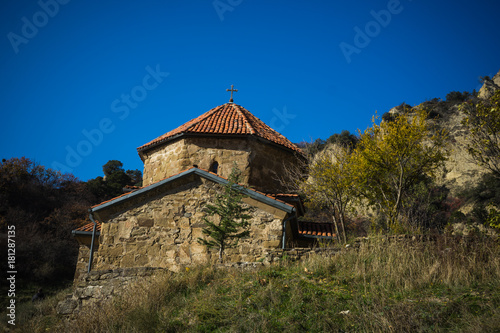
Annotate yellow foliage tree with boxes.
[352,108,448,231]
[301,145,355,244]
[461,90,500,178]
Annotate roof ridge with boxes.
[232,103,255,135]
[138,102,303,155]
[91,167,296,212]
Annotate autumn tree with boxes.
[0,157,92,285]
[352,109,448,231]
[300,145,355,244]
[461,90,500,178]
[198,166,251,263]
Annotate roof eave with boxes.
[72,230,101,237]
[298,234,334,240]
[137,132,186,161]
[137,132,303,159]
[91,168,295,214]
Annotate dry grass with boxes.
[5,235,500,332]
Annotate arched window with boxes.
[209,161,219,174]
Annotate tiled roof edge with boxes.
[137,132,304,156]
[136,103,304,155]
[72,230,101,236]
[91,167,295,214]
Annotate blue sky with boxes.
[1,0,500,181]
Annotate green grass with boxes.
[4,235,500,332]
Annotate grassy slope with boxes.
[4,236,500,332]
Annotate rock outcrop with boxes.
[478,70,500,99]
[386,69,500,196]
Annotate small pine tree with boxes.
[198,166,251,263]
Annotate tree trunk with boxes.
[392,163,405,229]
[218,246,224,264]
[330,207,342,244]
[339,208,347,244]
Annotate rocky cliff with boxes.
[478,71,500,99]
[388,69,500,197]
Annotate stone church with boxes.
[72,92,336,280]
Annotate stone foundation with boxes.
[57,247,341,315]
[57,267,161,315]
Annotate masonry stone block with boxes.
[137,217,154,227]
[120,253,136,267]
[135,254,149,266]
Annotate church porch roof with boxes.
[297,221,336,239]
[90,167,295,216]
[72,221,101,236]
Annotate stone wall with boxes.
[57,267,161,315]
[94,179,285,273]
[58,248,340,315]
[73,242,99,282]
[246,139,302,193]
[141,136,300,193]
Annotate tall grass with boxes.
[9,235,500,332]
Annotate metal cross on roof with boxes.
[226,84,238,103]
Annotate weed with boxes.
[6,235,500,332]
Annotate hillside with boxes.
[298,69,500,236]
[6,235,500,332]
[384,70,500,196]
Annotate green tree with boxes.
[126,169,143,186]
[461,90,500,178]
[327,130,358,149]
[304,138,327,155]
[87,160,142,202]
[198,166,251,263]
[352,109,448,231]
[103,160,125,177]
[300,145,355,244]
[446,91,471,103]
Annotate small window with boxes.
[209,161,219,174]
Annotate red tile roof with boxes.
[74,221,101,233]
[91,191,138,209]
[298,221,336,238]
[137,103,302,153]
[267,193,301,199]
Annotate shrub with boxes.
[446,91,471,102]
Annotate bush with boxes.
[446,91,471,103]
[382,111,396,122]
[326,130,358,149]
